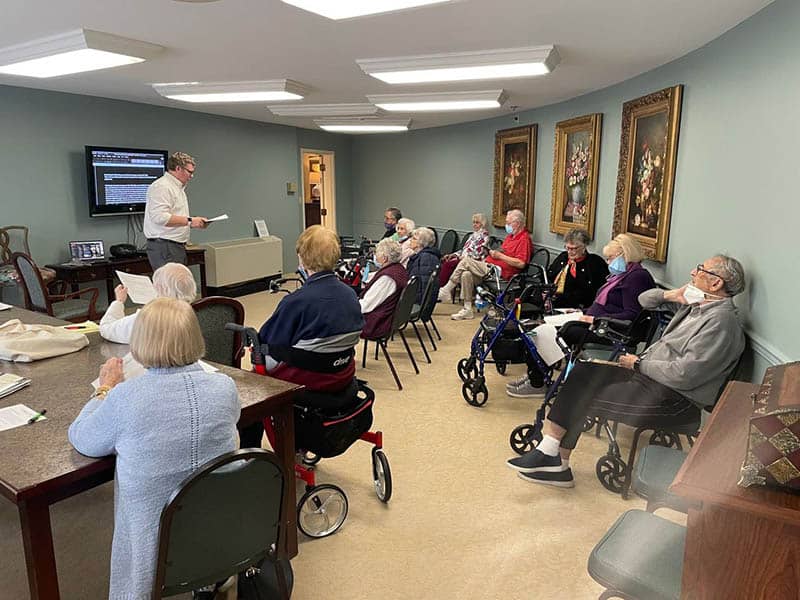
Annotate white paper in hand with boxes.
[205,214,229,223]
[543,311,584,327]
[115,271,157,305]
[528,324,565,366]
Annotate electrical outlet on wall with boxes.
[286,181,297,194]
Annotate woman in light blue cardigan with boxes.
[69,298,240,600]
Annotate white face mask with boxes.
[684,283,725,304]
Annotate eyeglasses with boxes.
[182,166,195,177]
[695,264,723,280]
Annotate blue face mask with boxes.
[384,222,394,230]
[608,255,627,276]
[504,224,514,235]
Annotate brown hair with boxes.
[167,151,196,172]
[296,225,341,272]
[130,297,205,368]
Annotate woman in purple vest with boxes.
[360,238,409,339]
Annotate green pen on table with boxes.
[27,409,47,424]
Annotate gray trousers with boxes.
[146,238,187,270]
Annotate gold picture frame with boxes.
[612,85,683,262]
[493,124,537,231]
[550,113,602,238]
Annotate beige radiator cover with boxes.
[198,236,283,287]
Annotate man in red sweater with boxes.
[438,209,533,320]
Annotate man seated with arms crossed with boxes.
[438,208,533,320]
[240,225,364,448]
[99,262,197,344]
[507,255,746,488]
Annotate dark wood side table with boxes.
[671,380,800,599]
[46,248,207,305]
[0,307,300,599]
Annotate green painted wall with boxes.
[0,85,353,277]
[351,0,798,376]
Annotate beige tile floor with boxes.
[0,288,668,599]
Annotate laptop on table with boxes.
[68,240,106,263]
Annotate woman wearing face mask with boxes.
[359,239,409,340]
[557,233,655,348]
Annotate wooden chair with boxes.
[192,296,245,368]
[0,225,56,290]
[12,252,98,322]
[152,449,292,599]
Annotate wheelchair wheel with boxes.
[462,380,488,407]
[301,451,322,466]
[297,484,348,538]
[509,423,541,455]
[457,357,478,383]
[371,448,392,503]
[649,430,680,449]
[595,455,627,494]
[495,361,507,375]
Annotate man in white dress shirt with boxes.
[143,152,208,269]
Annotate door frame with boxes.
[300,148,336,232]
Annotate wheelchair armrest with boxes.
[591,318,633,344]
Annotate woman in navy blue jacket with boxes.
[406,227,442,305]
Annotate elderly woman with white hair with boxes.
[439,212,490,286]
[99,262,198,344]
[393,217,417,266]
[69,297,240,599]
[406,227,442,304]
[359,239,409,339]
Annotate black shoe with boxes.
[517,468,575,488]
[506,449,563,473]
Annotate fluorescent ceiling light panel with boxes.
[0,29,163,78]
[152,80,308,103]
[357,46,559,84]
[315,118,411,133]
[281,0,452,20]
[368,90,507,112]
[268,103,380,117]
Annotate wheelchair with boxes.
[456,273,567,412]
[225,323,392,540]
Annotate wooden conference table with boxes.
[0,307,301,600]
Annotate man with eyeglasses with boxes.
[144,151,209,270]
[506,255,746,488]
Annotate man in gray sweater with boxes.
[507,255,746,488]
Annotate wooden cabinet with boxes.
[672,381,800,598]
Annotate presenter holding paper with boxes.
[143,151,208,269]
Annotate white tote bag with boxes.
[0,319,89,362]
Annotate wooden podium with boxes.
[671,380,800,598]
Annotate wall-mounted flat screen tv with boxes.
[86,146,168,217]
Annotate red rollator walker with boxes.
[226,323,392,539]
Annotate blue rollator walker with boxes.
[457,276,575,453]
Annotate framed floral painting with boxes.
[493,124,537,231]
[612,85,683,262]
[550,113,602,238]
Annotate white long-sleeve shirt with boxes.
[359,277,397,313]
[143,172,190,242]
[99,300,139,344]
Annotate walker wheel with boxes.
[462,379,488,407]
[509,423,541,455]
[371,448,392,503]
[495,361,507,375]
[457,357,478,382]
[596,455,627,494]
[297,484,348,538]
[301,451,322,466]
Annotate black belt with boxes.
[147,238,187,246]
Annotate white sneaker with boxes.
[505,374,529,390]
[437,288,450,303]
[451,307,475,320]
